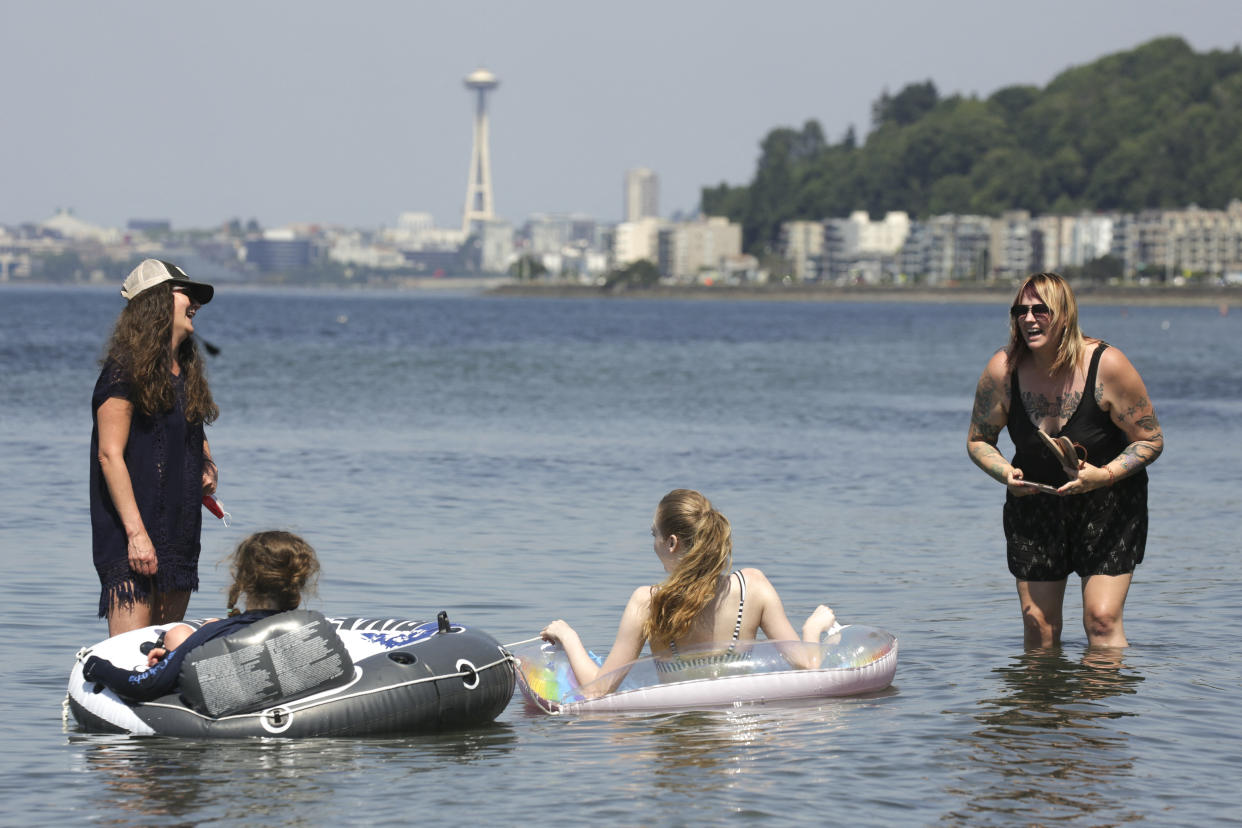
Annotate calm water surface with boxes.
[0,285,1239,825]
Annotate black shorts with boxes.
[1003,473,1147,581]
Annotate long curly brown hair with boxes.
[226,531,320,612]
[643,489,733,647]
[102,282,218,424]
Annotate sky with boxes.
[2,1,1239,232]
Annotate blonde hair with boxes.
[644,489,733,647]
[1005,272,1088,376]
[226,531,320,612]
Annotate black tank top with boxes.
[1007,343,1144,486]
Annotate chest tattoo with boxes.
[1022,389,1082,423]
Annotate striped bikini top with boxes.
[658,570,747,674]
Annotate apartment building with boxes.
[657,216,743,282]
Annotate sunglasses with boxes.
[1010,303,1051,319]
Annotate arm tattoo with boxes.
[969,371,1012,483]
[1119,442,1161,471]
[1114,396,1151,425]
[971,375,1001,428]
[971,422,1002,444]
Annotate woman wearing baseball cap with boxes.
[90,259,220,635]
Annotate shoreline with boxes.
[487,281,1241,307]
[6,278,1237,307]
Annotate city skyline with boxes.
[2,1,1239,232]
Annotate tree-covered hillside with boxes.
[702,37,1242,252]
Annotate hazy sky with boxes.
[3,1,1238,231]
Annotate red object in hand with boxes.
[202,495,225,519]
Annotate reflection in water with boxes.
[944,648,1145,825]
[66,725,516,825]
[625,701,849,792]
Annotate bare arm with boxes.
[96,397,158,576]
[541,586,651,695]
[749,569,836,669]
[967,351,1035,495]
[202,440,217,495]
[1064,346,1163,492]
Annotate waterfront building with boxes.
[1111,210,1169,279]
[329,232,408,269]
[780,220,824,282]
[244,229,312,272]
[1162,200,1242,278]
[381,212,467,252]
[39,208,119,244]
[989,211,1035,280]
[624,168,659,222]
[1072,214,1117,267]
[0,226,33,280]
[822,211,909,283]
[656,217,743,282]
[913,214,992,283]
[613,217,665,267]
[523,213,600,255]
[477,219,515,274]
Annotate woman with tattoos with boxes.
[968,272,1163,648]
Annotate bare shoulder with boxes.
[738,567,779,594]
[980,347,1011,380]
[626,585,656,610]
[977,349,1013,401]
[1097,343,1140,379]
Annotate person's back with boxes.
[541,489,837,695]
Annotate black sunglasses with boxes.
[1010,303,1051,319]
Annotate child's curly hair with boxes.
[226,531,319,613]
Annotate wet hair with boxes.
[644,489,733,647]
[226,531,320,612]
[102,281,218,424]
[1005,272,1089,377]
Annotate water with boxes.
[1,284,1239,825]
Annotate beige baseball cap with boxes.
[120,259,214,305]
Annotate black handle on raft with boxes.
[437,611,451,633]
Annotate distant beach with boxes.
[489,281,1240,307]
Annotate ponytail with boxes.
[644,490,732,647]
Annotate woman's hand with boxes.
[146,647,168,668]
[540,619,579,647]
[1005,466,1042,497]
[201,456,218,496]
[1056,463,1112,495]
[803,604,837,640]
[128,530,158,576]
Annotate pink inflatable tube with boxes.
[511,624,897,715]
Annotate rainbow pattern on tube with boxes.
[511,642,601,709]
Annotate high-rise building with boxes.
[624,168,659,222]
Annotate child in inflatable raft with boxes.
[82,531,318,701]
[540,489,839,696]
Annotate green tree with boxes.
[509,254,548,281]
[702,37,1242,253]
[602,259,661,291]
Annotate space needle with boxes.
[461,67,499,235]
